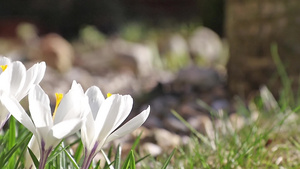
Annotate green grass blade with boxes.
[292,105,300,113]
[4,132,32,164]
[129,150,136,169]
[271,43,294,107]
[161,149,176,169]
[95,160,101,169]
[171,110,212,148]
[101,149,114,169]
[8,117,16,148]
[0,154,4,167]
[122,149,133,169]
[114,144,122,169]
[121,150,136,169]
[57,145,62,169]
[121,155,130,169]
[0,131,7,166]
[74,139,83,163]
[131,132,142,152]
[197,100,218,116]
[28,147,40,169]
[63,148,80,169]
[135,154,150,164]
[8,116,16,169]
[46,141,70,165]
[14,133,32,168]
[103,146,114,169]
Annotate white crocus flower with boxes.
[81,86,150,169]
[2,81,89,169]
[0,56,46,129]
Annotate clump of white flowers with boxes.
[0,56,150,169]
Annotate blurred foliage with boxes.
[79,25,106,49]
[74,22,228,73]
[120,23,148,42]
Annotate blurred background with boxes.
[1,0,300,155]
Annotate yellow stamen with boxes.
[107,93,112,98]
[53,93,63,120]
[0,65,7,72]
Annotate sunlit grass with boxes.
[165,101,300,168]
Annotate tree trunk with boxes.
[226,0,300,98]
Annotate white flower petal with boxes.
[0,64,11,92]
[7,61,26,97]
[85,86,105,119]
[93,95,118,139]
[29,85,53,128]
[0,100,10,129]
[52,119,82,139]
[106,106,150,143]
[96,94,133,140]
[54,81,88,124]
[32,62,46,85]
[110,95,133,131]
[16,62,46,100]
[81,86,150,158]
[1,95,37,135]
[43,130,59,150]
[36,126,52,148]
[0,56,11,65]
[81,111,96,152]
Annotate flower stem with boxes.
[81,151,95,169]
[38,140,52,169]
[82,143,99,169]
[38,148,52,169]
